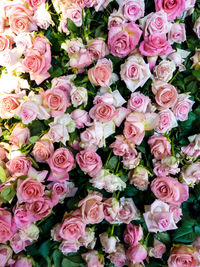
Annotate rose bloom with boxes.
[63,5,82,27]
[59,215,86,241]
[110,135,130,156]
[43,88,70,117]
[88,58,113,87]
[122,148,141,169]
[0,244,13,267]
[155,83,178,109]
[32,139,54,162]
[70,86,88,107]
[127,92,150,113]
[108,244,127,267]
[29,0,46,9]
[47,148,74,180]
[124,223,143,246]
[100,232,118,254]
[139,33,172,57]
[51,75,73,93]
[194,17,200,39]
[120,55,151,92]
[10,124,30,147]
[151,176,189,204]
[69,50,92,70]
[108,10,126,29]
[13,205,33,228]
[153,60,176,82]
[156,109,177,134]
[0,208,15,243]
[149,239,166,259]
[17,101,39,125]
[154,0,185,20]
[0,34,12,52]
[168,245,199,267]
[6,156,31,177]
[78,193,104,224]
[116,197,140,224]
[0,95,19,119]
[10,256,32,267]
[168,23,186,44]
[79,227,96,249]
[87,38,109,61]
[82,250,104,267]
[76,149,102,177]
[143,199,177,232]
[108,22,142,58]
[59,240,80,255]
[17,178,45,204]
[126,244,147,263]
[181,162,200,187]
[62,38,84,57]
[172,94,194,121]
[118,0,145,21]
[103,197,120,222]
[89,103,118,123]
[148,135,171,160]
[129,166,149,191]
[71,109,91,129]
[170,204,182,223]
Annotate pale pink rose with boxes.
[108,22,142,58]
[110,135,130,156]
[114,107,131,127]
[181,143,200,159]
[76,149,102,177]
[169,204,182,223]
[89,103,118,123]
[193,236,200,254]
[17,178,45,203]
[129,166,149,191]
[6,156,31,177]
[88,58,113,87]
[181,162,200,186]
[108,244,127,267]
[149,239,166,258]
[168,23,186,44]
[100,232,118,253]
[11,257,32,267]
[84,0,96,8]
[43,88,70,117]
[156,109,177,134]
[93,93,114,106]
[59,240,80,255]
[154,0,185,20]
[71,0,85,9]
[0,95,20,119]
[148,135,171,160]
[0,208,15,243]
[63,5,82,27]
[155,83,178,109]
[122,148,141,169]
[0,34,12,52]
[62,38,84,57]
[79,227,96,249]
[142,10,169,36]
[153,60,176,82]
[82,250,104,267]
[32,140,54,162]
[108,10,126,29]
[78,193,104,224]
[168,245,199,267]
[128,92,150,112]
[172,94,194,121]
[0,147,6,160]
[139,34,172,57]
[160,156,180,176]
[13,205,34,228]
[87,38,109,61]
[70,50,92,70]
[116,197,140,224]
[151,176,189,204]
[47,148,74,181]
[0,245,13,267]
[194,17,200,38]
[124,223,143,246]
[126,244,147,263]
[25,196,53,221]
[10,124,30,147]
[14,32,33,52]
[185,0,196,10]
[17,101,39,124]
[103,197,120,222]
[123,113,145,145]
[71,109,91,129]
[10,232,26,253]
[51,76,73,94]
[120,56,151,92]
[118,0,145,21]
[143,199,177,232]
[59,215,85,241]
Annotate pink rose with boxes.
[154,0,185,20]
[126,244,147,263]
[139,34,172,57]
[168,245,199,267]
[0,245,13,267]
[17,101,39,125]
[82,250,104,267]
[108,244,127,267]
[70,51,92,70]
[32,139,54,162]
[194,17,200,39]
[78,193,104,224]
[156,109,177,134]
[116,198,140,224]
[169,204,182,223]
[118,0,145,21]
[71,109,91,129]
[6,156,31,177]
[0,95,19,118]
[88,58,113,87]
[59,215,85,241]
[89,103,118,123]
[122,148,141,169]
[100,232,118,253]
[127,92,150,113]
[108,10,126,29]
[13,205,33,228]
[143,199,177,232]
[124,223,143,246]
[168,23,186,44]
[153,60,176,82]
[108,22,142,58]
[76,149,102,177]
[59,240,80,255]
[17,178,45,203]
[0,208,15,243]
[11,257,32,267]
[129,166,149,191]
[181,162,200,186]
[103,197,120,222]
[172,94,194,121]
[47,148,74,181]
[0,34,12,52]
[29,0,46,9]
[10,124,30,147]
[51,76,73,94]
[87,38,109,61]
[43,88,70,117]
[151,176,189,204]
[148,135,171,160]
[120,55,151,92]
[149,239,166,258]
[110,135,130,156]
[63,5,82,27]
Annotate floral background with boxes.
[0,0,200,266]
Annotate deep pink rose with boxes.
[0,208,15,243]
[126,244,147,263]
[89,103,118,123]
[108,22,142,58]
[154,0,185,20]
[6,156,31,177]
[148,135,171,160]
[124,223,143,246]
[76,149,102,177]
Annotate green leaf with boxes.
[155,232,171,245]
[106,156,118,170]
[38,240,51,258]
[0,166,7,183]
[124,184,138,197]
[173,225,195,243]
[62,258,85,267]
[1,186,15,202]
[67,18,79,35]
[29,136,39,144]
[192,70,200,79]
[194,225,200,235]
[53,249,63,267]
